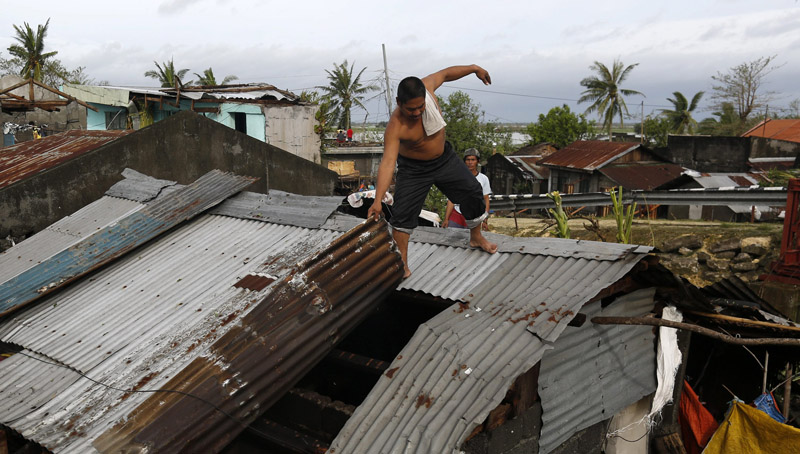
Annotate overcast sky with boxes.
[2,0,799,123]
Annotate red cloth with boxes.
[347,128,353,139]
[678,381,719,454]
[447,210,467,228]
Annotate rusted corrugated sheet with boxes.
[0,170,254,318]
[742,119,800,143]
[93,219,403,453]
[0,130,130,188]
[599,163,685,190]
[537,140,640,171]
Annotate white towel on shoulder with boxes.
[422,89,446,136]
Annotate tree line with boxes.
[2,18,797,149]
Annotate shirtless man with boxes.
[368,64,498,278]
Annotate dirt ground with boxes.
[487,215,784,250]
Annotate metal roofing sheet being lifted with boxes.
[0,130,130,189]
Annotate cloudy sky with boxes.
[2,0,799,123]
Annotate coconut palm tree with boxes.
[193,67,238,86]
[317,60,378,130]
[145,59,191,88]
[7,19,58,81]
[661,91,704,134]
[578,60,643,140]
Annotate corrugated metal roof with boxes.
[104,168,178,202]
[329,240,649,453]
[210,190,343,229]
[742,119,800,143]
[165,84,300,103]
[538,288,657,454]
[692,173,759,189]
[537,140,641,171]
[599,163,685,190]
[0,170,255,317]
[0,169,656,453]
[0,130,130,188]
[0,210,401,453]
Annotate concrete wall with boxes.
[263,104,321,164]
[750,137,800,159]
[0,110,337,239]
[658,136,750,172]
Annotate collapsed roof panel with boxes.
[329,233,649,453]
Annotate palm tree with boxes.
[193,67,238,86]
[7,19,58,81]
[661,91,704,134]
[578,60,643,140]
[145,59,191,88]
[317,60,378,130]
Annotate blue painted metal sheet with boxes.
[0,170,255,317]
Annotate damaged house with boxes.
[61,83,321,163]
[0,169,798,453]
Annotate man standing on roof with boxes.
[368,65,498,278]
[442,148,491,229]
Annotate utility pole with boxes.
[382,44,393,114]
[640,101,644,144]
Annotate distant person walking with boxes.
[442,148,491,229]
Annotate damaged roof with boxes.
[0,130,130,189]
[537,140,642,171]
[0,170,653,453]
[330,227,651,453]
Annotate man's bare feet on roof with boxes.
[469,232,498,254]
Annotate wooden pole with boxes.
[763,351,769,394]
[591,316,800,346]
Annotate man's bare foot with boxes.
[469,233,498,254]
[403,266,412,279]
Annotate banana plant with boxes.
[610,186,636,244]
[547,191,570,239]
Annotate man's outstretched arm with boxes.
[422,64,491,92]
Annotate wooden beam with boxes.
[685,310,800,333]
[592,316,800,346]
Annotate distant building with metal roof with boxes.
[743,119,800,144]
[485,153,547,195]
[537,140,683,196]
[62,83,322,163]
